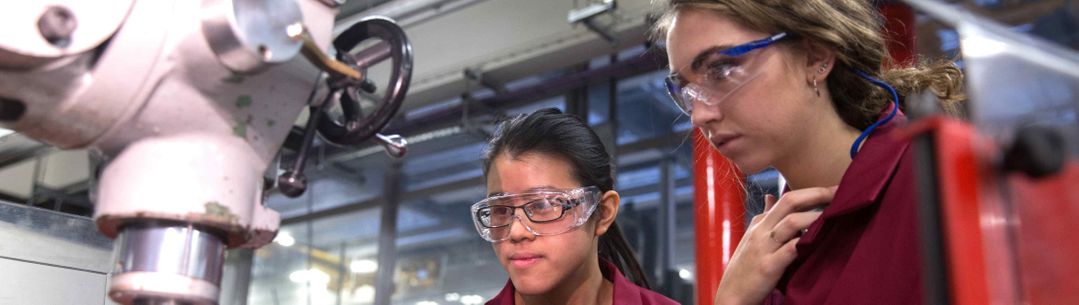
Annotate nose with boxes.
[507,214,536,242]
[689,97,722,128]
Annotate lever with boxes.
[374,133,407,158]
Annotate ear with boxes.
[800,40,837,85]
[594,190,620,236]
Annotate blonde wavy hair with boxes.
[652,0,966,129]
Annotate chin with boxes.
[509,273,556,295]
[725,153,769,175]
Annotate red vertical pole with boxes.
[693,129,746,305]
[880,2,916,67]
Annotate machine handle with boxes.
[317,17,413,146]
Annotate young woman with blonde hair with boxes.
[654,0,964,303]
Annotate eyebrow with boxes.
[670,44,734,81]
[691,45,733,71]
[487,186,560,197]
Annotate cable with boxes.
[849,69,900,159]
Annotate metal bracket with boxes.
[568,0,617,43]
[463,68,507,95]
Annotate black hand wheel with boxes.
[317,17,413,146]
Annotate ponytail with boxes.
[882,59,967,118]
[599,221,653,289]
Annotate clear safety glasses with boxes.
[665,32,788,115]
[470,186,601,242]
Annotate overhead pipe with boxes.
[333,0,489,35]
[383,48,665,135]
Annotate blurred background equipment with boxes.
[1,0,1077,305]
[901,1,1079,304]
[1,0,412,304]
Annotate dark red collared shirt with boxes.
[766,104,924,304]
[485,259,680,305]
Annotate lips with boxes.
[709,132,742,151]
[508,253,543,268]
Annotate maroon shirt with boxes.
[485,259,680,305]
[767,105,923,304]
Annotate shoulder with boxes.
[611,275,680,305]
[485,280,515,305]
[613,280,680,305]
[635,288,681,305]
[604,260,681,305]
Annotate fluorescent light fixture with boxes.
[679,268,693,281]
[289,268,330,284]
[351,285,375,303]
[350,259,378,273]
[460,295,484,305]
[274,231,295,247]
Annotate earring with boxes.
[813,63,827,97]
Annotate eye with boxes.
[527,199,555,210]
[704,60,739,82]
[478,209,494,221]
[668,74,688,88]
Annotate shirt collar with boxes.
[799,103,910,244]
[485,259,646,305]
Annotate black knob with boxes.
[359,78,378,94]
[1002,125,1066,179]
[277,172,308,198]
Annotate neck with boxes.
[773,101,861,190]
[515,257,612,305]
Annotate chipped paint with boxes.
[232,120,247,138]
[204,201,239,222]
[235,95,253,108]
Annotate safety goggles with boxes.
[470,186,601,242]
[665,32,788,115]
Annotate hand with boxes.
[714,186,837,305]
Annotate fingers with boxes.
[764,194,777,212]
[750,194,778,226]
[773,237,801,266]
[750,214,765,226]
[758,237,802,278]
[768,210,823,245]
[761,186,836,228]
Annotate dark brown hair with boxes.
[482,108,652,288]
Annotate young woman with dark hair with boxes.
[471,108,678,305]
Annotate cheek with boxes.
[720,80,804,172]
[545,229,595,264]
[730,73,804,134]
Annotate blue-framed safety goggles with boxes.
[664,32,788,115]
